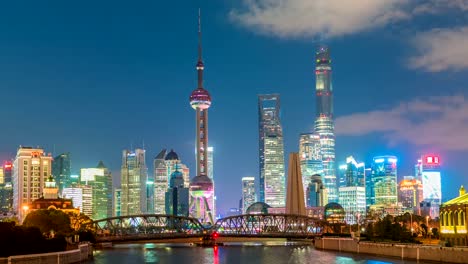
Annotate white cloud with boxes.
[230,0,410,38]
[335,95,468,151]
[408,26,468,72]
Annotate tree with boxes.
[420,223,428,237]
[432,227,439,239]
[23,209,72,236]
[67,212,92,231]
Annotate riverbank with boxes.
[314,237,467,263]
[0,243,92,264]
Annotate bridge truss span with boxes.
[90,214,205,242]
[213,214,324,238]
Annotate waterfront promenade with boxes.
[0,243,92,264]
[315,237,468,263]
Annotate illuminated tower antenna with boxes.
[189,9,214,224]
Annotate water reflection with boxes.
[90,243,430,264]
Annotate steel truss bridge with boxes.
[90,214,324,243]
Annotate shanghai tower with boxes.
[314,46,337,203]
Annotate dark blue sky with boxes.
[0,1,467,213]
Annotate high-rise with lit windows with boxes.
[398,176,423,213]
[0,162,13,213]
[52,152,71,193]
[121,148,148,215]
[314,46,337,203]
[81,162,112,220]
[242,177,256,213]
[416,155,442,218]
[371,156,398,207]
[299,133,323,206]
[258,94,285,207]
[12,146,53,220]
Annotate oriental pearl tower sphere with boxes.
[189,10,214,224]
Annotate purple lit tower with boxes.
[188,10,214,224]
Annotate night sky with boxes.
[0,1,467,214]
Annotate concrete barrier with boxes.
[5,243,91,264]
[315,238,468,263]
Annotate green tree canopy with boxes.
[23,209,72,235]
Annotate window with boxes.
[23,160,28,165]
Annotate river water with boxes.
[88,242,429,264]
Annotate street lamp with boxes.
[22,205,29,223]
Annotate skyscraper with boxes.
[371,156,398,207]
[417,155,442,218]
[258,94,285,207]
[0,162,13,213]
[241,177,256,213]
[165,165,189,216]
[314,46,337,203]
[81,162,112,220]
[398,176,423,213]
[338,157,366,224]
[52,152,71,193]
[306,174,326,207]
[121,148,148,215]
[114,188,121,217]
[154,149,168,214]
[12,146,53,220]
[207,146,215,217]
[339,156,365,188]
[189,11,214,224]
[299,133,323,206]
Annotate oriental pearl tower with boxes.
[188,10,214,224]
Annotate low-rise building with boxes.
[440,186,468,246]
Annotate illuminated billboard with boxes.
[422,171,441,202]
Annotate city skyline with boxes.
[0,2,467,213]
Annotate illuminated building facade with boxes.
[114,188,121,217]
[154,149,168,214]
[81,162,113,220]
[338,186,366,224]
[52,152,71,193]
[338,156,365,188]
[258,94,285,207]
[153,149,191,215]
[371,156,398,207]
[338,156,366,224]
[121,148,148,215]
[314,46,337,203]
[189,11,215,223]
[0,162,13,213]
[299,133,323,205]
[62,187,83,212]
[12,146,53,220]
[306,174,326,207]
[440,186,468,246]
[242,177,256,213]
[29,178,79,215]
[398,176,423,213]
[208,146,216,216]
[165,166,189,216]
[416,155,442,218]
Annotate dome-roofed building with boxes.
[165,149,179,161]
[246,202,271,215]
[324,202,345,224]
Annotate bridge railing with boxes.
[89,214,206,240]
[90,213,324,241]
[212,214,324,237]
